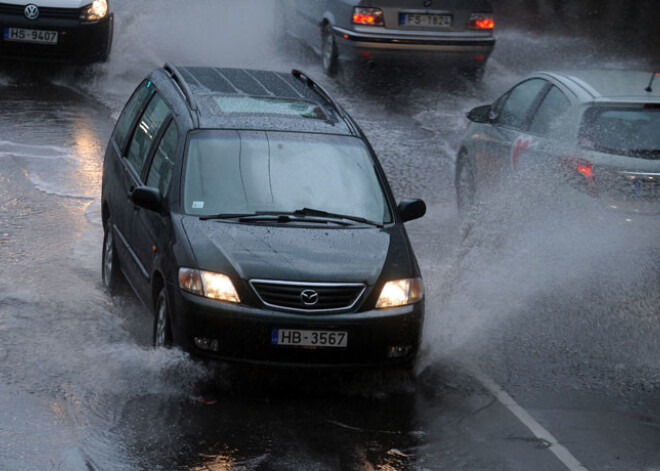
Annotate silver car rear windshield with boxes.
[183,130,393,224]
[579,105,660,159]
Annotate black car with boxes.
[0,0,113,63]
[101,65,426,368]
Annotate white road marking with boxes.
[471,366,590,471]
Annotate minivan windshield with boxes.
[579,105,660,159]
[183,130,393,224]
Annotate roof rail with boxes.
[163,62,200,126]
[291,69,358,134]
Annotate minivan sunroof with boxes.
[213,96,328,120]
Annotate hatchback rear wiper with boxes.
[293,207,384,228]
[627,149,660,160]
[590,143,660,160]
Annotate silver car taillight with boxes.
[560,156,598,196]
[469,13,495,30]
[352,7,384,26]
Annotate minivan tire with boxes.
[153,287,173,348]
[102,219,122,294]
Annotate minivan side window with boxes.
[126,94,171,178]
[496,79,548,130]
[528,86,571,137]
[146,120,180,196]
[113,81,152,152]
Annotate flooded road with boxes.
[0,1,659,470]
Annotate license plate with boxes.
[4,27,58,45]
[400,13,452,28]
[272,329,348,348]
[632,179,660,198]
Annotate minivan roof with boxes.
[165,65,356,135]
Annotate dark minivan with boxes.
[101,65,426,368]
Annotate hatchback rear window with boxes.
[579,105,660,159]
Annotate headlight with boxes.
[178,268,241,303]
[375,278,423,309]
[80,0,108,22]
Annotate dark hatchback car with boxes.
[0,0,113,63]
[101,64,427,368]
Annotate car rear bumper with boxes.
[0,13,113,63]
[333,26,495,66]
[170,287,424,368]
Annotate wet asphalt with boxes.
[0,6,659,471]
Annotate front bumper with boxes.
[333,26,495,66]
[171,287,425,368]
[0,13,113,63]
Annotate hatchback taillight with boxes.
[560,157,598,196]
[353,7,384,26]
[469,13,495,30]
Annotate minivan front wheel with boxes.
[153,287,173,348]
[321,24,338,76]
[102,219,122,293]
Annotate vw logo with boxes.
[423,0,433,7]
[300,289,319,306]
[24,4,39,20]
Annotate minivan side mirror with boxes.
[398,198,426,223]
[130,186,164,214]
[467,104,492,123]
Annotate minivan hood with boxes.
[181,218,406,285]
[1,0,90,8]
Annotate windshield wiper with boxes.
[200,213,260,221]
[293,207,384,227]
[200,211,351,225]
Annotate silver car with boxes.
[455,70,660,221]
[279,0,495,79]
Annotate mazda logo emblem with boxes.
[24,4,39,20]
[423,0,433,7]
[300,289,319,306]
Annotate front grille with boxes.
[0,3,80,20]
[250,280,365,313]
